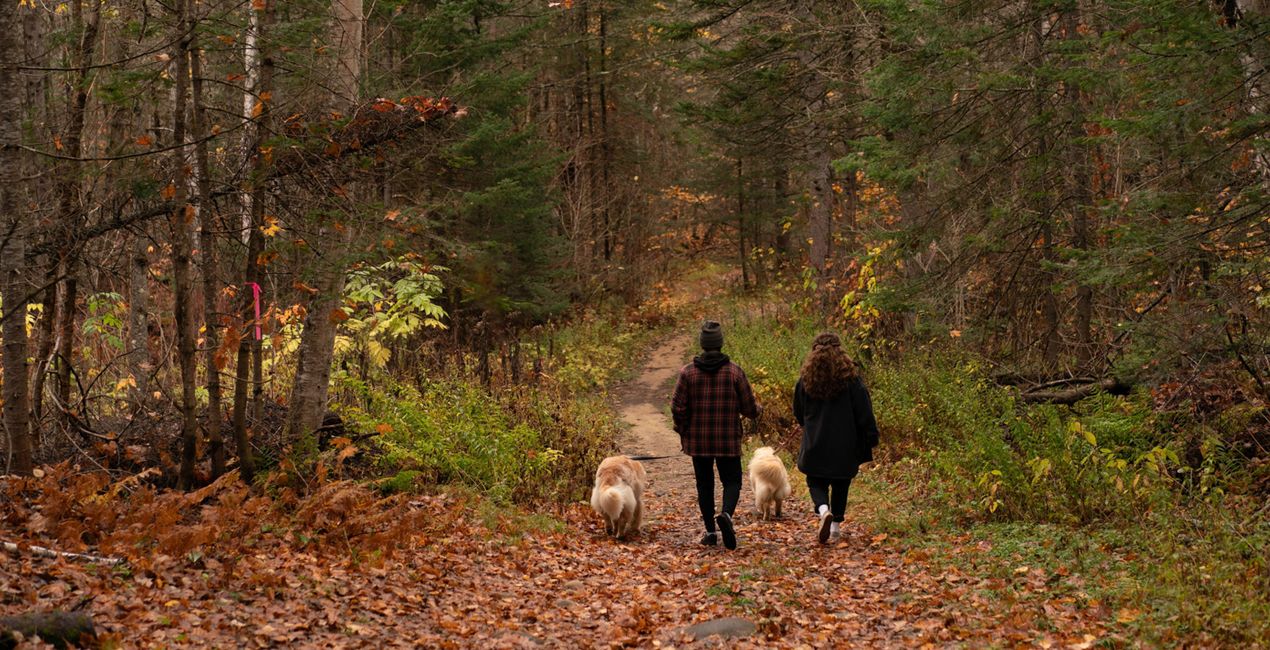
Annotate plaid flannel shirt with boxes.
[671,360,759,457]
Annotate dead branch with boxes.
[1,540,125,566]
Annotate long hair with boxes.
[799,332,857,400]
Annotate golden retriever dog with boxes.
[749,446,791,520]
[590,456,647,539]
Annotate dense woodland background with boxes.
[0,0,1268,643]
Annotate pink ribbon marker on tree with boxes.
[246,282,262,341]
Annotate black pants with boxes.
[806,474,855,523]
[692,456,742,532]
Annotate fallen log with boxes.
[0,610,95,649]
[991,370,1096,388]
[1018,377,1131,405]
[1,541,124,566]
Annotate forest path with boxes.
[615,333,693,496]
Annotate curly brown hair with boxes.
[799,332,857,400]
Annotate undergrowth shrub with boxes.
[715,287,1227,528]
[335,371,620,504]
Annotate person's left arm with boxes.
[671,369,690,434]
[850,377,880,448]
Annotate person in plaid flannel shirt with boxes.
[671,321,761,550]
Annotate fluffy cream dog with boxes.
[749,446,791,520]
[590,456,647,539]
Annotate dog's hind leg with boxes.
[632,500,643,536]
[604,515,615,536]
[774,499,782,519]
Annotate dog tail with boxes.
[596,484,633,521]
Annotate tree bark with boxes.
[807,153,834,277]
[285,0,363,449]
[191,39,225,478]
[1064,7,1094,367]
[169,0,200,488]
[0,0,32,474]
[0,610,96,648]
[230,0,274,485]
[50,0,102,431]
[127,235,151,409]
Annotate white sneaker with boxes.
[817,512,833,544]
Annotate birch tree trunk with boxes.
[285,0,363,448]
[230,0,273,484]
[0,0,31,474]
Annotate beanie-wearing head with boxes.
[700,320,724,351]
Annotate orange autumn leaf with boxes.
[160,184,177,200]
[329,308,350,323]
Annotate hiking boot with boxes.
[699,531,718,546]
[716,513,737,550]
[817,512,833,545]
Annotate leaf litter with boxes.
[2,461,1113,648]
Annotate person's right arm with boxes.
[671,369,690,434]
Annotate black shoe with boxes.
[817,512,833,545]
[699,531,718,546]
[715,513,737,550]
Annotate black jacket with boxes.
[794,377,879,479]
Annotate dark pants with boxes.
[807,474,855,522]
[692,456,742,532]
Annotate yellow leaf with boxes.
[1116,608,1140,624]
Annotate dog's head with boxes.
[752,446,776,459]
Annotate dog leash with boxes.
[625,454,681,461]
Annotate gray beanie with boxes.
[700,321,724,351]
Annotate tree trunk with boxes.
[230,0,274,484]
[191,40,225,478]
[52,259,78,421]
[1064,7,1094,368]
[807,153,834,277]
[50,0,101,430]
[285,0,363,448]
[127,235,151,408]
[0,0,32,474]
[169,0,200,488]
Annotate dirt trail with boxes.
[616,334,694,495]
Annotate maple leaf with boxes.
[260,215,282,237]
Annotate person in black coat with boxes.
[793,332,879,544]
